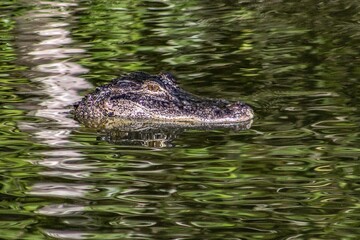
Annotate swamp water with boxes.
[0,0,359,239]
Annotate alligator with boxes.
[73,72,254,126]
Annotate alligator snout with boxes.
[227,102,254,122]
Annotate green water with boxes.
[1,0,359,239]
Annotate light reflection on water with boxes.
[0,0,359,239]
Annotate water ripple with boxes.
[0,0,359,239]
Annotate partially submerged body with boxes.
[73,72,254,124]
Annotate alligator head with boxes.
[73,72,254,124]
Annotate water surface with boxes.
[0,0,359,239]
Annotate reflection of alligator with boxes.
[74,72,254,124]
[90,119,252,147]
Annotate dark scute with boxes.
[159,72,177,84]
[73,101,80,108]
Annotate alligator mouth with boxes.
[95,98,254,124]
[75,100,254,124]
[75,114,254,131]
[151,108,254,123]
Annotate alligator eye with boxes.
[145,83,161,92]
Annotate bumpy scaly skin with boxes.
[74,72,254,123]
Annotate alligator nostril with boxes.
[227,102,254,119]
